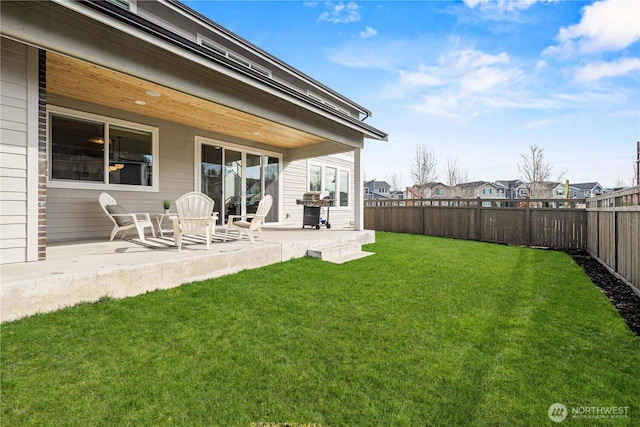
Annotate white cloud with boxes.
[463,0,552,13]
[399,68,441,87]
[460,67,520,95]
[534,60,548,71]
[575,58,640,82]
[391,47,523,119]
[360,26,377,39]
[319,2,360,24]
[546,0,640,55]
[448,48,510,70]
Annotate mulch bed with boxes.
[567,249,640,338]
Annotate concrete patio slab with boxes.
[0,228,375,323]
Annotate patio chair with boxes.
[173,191,216,251]
[224,194,273,243]
[99,192,156,241]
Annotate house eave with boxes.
[62,0,387,142]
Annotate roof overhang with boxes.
[2,0,387,154]
[46,52,327,150]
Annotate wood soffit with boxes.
[46,53,326,149]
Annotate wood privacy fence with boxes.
[586,187,640,294]
[364,187,640,293]
[364,198,588,248]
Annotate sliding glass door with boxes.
[225,149,243,218]
[200,142,280,224]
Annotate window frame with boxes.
[307,162,351,209]
[47,106,159,192]
[197,35,272,78]
[107,0,137,12]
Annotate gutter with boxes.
[75,0,387,141]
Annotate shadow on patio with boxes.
[1,227,375,323]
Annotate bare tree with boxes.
[517,143,565,198]
[387,171,403,196]
[445,158,469,198]
[445,158,469,186]
[410,144,437,187]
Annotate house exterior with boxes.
[514,181,559,198]
[0,0,387,265]
[494,180,523,199]
[454,181,503,199]
[571,182,604,198]
[407,182,449,199]
[363,180,391,200]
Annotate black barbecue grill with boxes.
[296,191,332,229]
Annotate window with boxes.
[436,187,444,196]
[106,0,136,12]
[307,91,351,116]
[48,107,158,191]
[308,163,349,208]
[199,36,272,78]
[483,188,493,195]
[339,170,349,207]
[309,165,322,192]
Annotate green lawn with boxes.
[2,232,639,426]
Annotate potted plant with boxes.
[162,200,171,214]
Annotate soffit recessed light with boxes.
[145,90,161,97]
[135,100,146,105]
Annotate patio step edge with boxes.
[307,243,375,264]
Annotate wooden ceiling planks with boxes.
[46,53,326,149]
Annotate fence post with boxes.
[525,197,531,246]
[476,197,481,240]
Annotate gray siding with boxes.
[1,39,33,263]
[282,152,356,229]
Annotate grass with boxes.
[2,232,639,426]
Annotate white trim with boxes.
[26,46,39,261]
[354,147,363,230]
[46,105,159,192]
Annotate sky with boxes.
[183,0,640,188]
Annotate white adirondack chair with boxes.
[173,192,216,251]
[99,192,156,241]
[224,194,273,243]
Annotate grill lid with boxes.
[297,191,331,206]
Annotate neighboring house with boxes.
[363,180,391,200]
[0,0,387,264]
[552,182,581,199]
[571,182,604,198]
[408,182,449,199]
[494,180,523,199]
[404,186,422,200]
[515,181,559,198]
[454,181,503,199]
[390,190,404,199]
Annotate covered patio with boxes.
[1,228,375,323]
